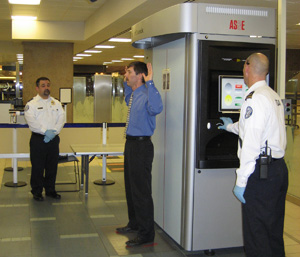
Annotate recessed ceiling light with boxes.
[111,60,123,63]
[133,55,144,58]
[297,23,300,26]
[103,62,112,65]
[109,38,131,43]
[76,54,92,57]
[121,58,134,61]
[84,50,102,53]
[95,45,115,49]
[11,16,37,20]
[9,0,40,5]
[73,57,83,59]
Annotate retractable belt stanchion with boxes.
[4,113,27,187]
[94,122,115,186]
[4,112,23,173]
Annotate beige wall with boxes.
[22,42,74,123]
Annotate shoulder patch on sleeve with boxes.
[245,91,255,101]
[245,106,253,119]
[24,105,29,111]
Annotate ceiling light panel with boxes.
[76,54,92,57]
[84,50,102,53]
[9,0,41,5]
[11,16,37,20]
[95,45,115,49]
[109,38,131,42]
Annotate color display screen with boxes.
[218,75,248,113]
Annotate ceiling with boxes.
[0,0,300,75]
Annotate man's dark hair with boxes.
[36,77,50,87]
[128,61,148,83]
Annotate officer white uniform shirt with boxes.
[227,80,286,187]
[24,94,65,135]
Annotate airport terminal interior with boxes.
[0,118,299,257]
[1,1,300,257]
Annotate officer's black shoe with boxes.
[46,191,61,199]
[32,193,44,201]
[126,236,154,247]
[116,226,138,234]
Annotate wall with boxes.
[22,42,74,123]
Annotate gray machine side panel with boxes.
[152,38,186,244]
[192,168,243,250]
[94,75,112,123]
[73,77,87,123]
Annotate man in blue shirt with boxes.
[116,61,163,247]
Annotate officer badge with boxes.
[51,100,55,105]
[245,106,253,119]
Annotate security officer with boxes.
[25,77,65,201]
[219,53,288,257]
[116,62,163,247]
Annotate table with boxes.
[70,144,124,194]
[0,153,28,187]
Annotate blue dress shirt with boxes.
[124,80,163,136]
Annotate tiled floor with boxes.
[0,153,299,257]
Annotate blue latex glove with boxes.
[44,130,56,143]
[233,185,246,204]
[218,117,233,130]
[44,135,51,143]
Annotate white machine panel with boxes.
[152,38,186,243]
[197,4,275,38]
[193,168,243,250]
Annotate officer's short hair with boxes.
[128,61,148,83]
[36,77,50,87]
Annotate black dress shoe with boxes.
[46,192,61,199]
[33,193,44,201]
[116,225,138,234]
[126,236,154,247]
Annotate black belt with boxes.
[271,157,283,162]
[32,132,44,137]
[126,136,151,141]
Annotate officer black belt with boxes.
[126,136,151,141]
[271,157,283,162]
[32,132,44,137]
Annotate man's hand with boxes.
[143,63,153,82]
[44,129,56,143]
[233,185,246,204]
[218,117,233,130]
[44,135,51,143]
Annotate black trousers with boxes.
[242,158,288,257]
[124,138,155,241]
[30,133,60,195]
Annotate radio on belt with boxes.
[259,140,272,179]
